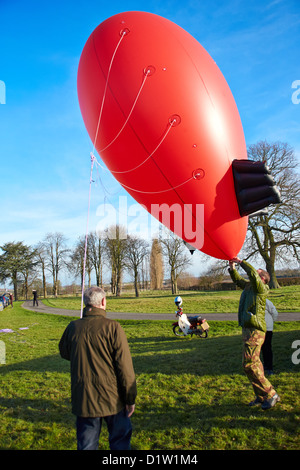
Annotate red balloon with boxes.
[77,11,248,260]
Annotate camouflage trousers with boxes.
[242,328,276,400]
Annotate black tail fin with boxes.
[232,159,281,217]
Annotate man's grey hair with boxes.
[83,286,106,307]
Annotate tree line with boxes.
[0,228,192,301]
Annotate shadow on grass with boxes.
[131,335,242,376]
[0,353,70,375]
[0,335,242,378]
[133,399,297,433]
[130,330,299,376]
[1,330,298,378]
[0,395,72,423]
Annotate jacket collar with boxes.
[82,306,106,318]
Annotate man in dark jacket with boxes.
[59,287,137,450]
[32,290,38,307]
[229,258,280,410]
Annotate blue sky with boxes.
[0,0,299,277]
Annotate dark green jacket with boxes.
[229,261,269,332]
[59,306,137,417]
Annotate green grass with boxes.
[42,285,300,314]
[0,302,299,450]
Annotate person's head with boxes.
[257,269,270,285]
[83,286,106,309]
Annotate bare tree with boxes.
[150,238,164,290]
[69,236,93,288]
[43,233,69,297]
[140,253,150,290]
[105,225,127,296]
[125,235,149,297]
[160,232,192,294]
[244,141,300,288]
[35,242,48,298]
[89,231,105,287]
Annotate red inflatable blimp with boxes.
[77,11,248,260]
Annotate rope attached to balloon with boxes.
[90,29,128,158]
[98,70,149,154]
[80,153,96,318]
[80,29,128,317]
[101,116,174,174]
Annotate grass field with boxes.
[42,285,300,314]
[0,295,299,451]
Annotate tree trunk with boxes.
[24,275,28,300]
[248,217,281,289]
[171,270,178,294]
[13,274,18,301]
[42,267,47,298]
[134,269,139,297]
[116,270,122,297]
[266,259,280,288]
[54,281,58,298]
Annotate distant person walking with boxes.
[32,290,39,307]
[262,299,278,375]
